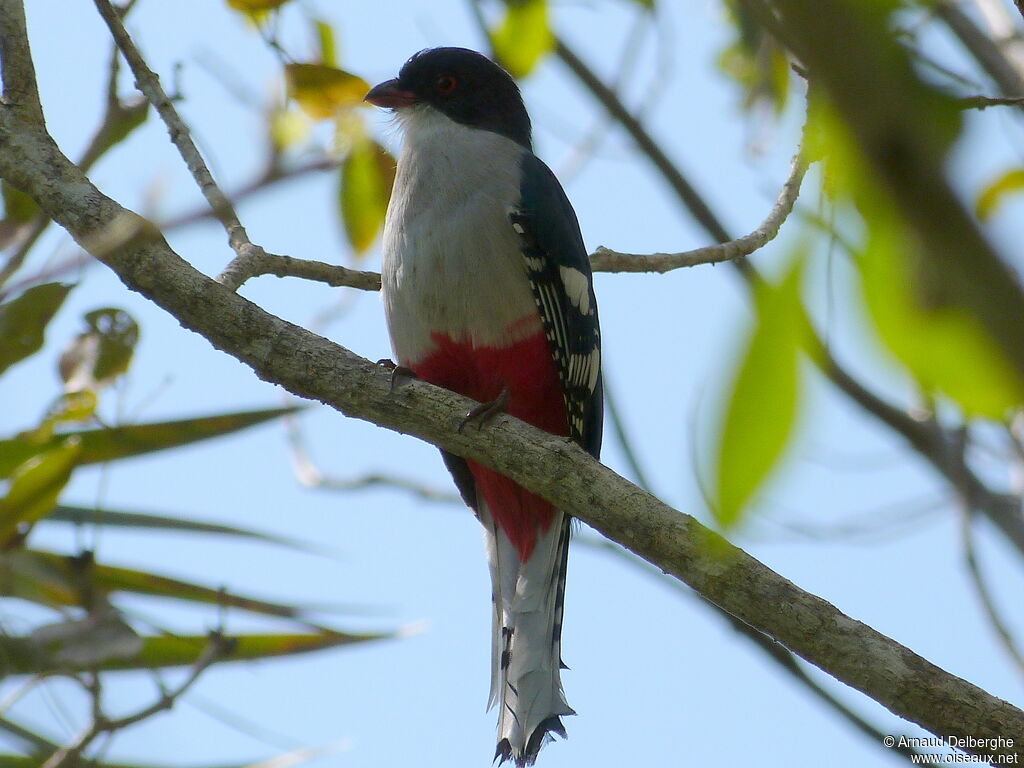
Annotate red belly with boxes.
[410,330,568,561]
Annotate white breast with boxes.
[381,107,540,365]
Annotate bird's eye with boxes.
[435,75,458,95]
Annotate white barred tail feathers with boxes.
[481,500,574,766]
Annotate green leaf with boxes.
[492,0,554,79]
[340,137,396,255]
[0,549,326,620]
[0,283,73,375]
[858,205,1024,418]
[285,63,370,119]
[0,406,300,479]
[714,255,805,528]
[58,307,139,391]
[0,438,82,543]
[0,758,176,768]
[1,181,39,224]
[91,100,149,161]
[976,168,1024,221]
[314,18,337,67]
[47,505,323,553]
[0,628,390,675]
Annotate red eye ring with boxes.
[435,74,458,95]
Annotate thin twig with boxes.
[91,0,268,291]
[937,1,1024,108]
[284,405,457,503]
[41,632,232,768]
[591,139,808,272]
[961,509,1024,682]
[955,93,1024,109]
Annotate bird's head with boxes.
[365,47,532,149]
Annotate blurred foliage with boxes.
[717,0,791,113]
[492,0,554,78]
[714,254,806,528]
[341,136,397,255]
[977,167,1024,221]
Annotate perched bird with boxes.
[366,47,603,766]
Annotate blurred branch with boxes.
[284,409,457,503]
[159,156,337,231]
[41,632,232,768]
[591,135,807,272]
[961,510,1024,682]
[91,0,273,292]
[937,1,1024,108]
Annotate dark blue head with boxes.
[365,47,532,150]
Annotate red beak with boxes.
[365,78,417,108]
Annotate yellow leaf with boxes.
[269,106,311,151]
[492,0,554,79]
[0,438,82,544]
[227,0,292,10]
[286,63,371,120]
[976,168,1024,221]
[339,138,396,255]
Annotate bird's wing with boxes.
[511,153,603,459]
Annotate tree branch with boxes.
[41,633,231,768]
[1,72,1022,765]
[91,0,271,291]
[590,138,807,272]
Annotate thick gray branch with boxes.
[1,93,1022,764]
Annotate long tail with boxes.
[480,500,573,766]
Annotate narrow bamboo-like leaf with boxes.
[285,64,370,119]
[714,255,805,528]
[47,505,321,553]
[0,283,73,375]
[0,758,184,768]
[492,0,554,79]
[0,629,390,675]
[976,168,1024,221]
[340,137,396,254]
[0,406,300,479]
[858,205,1024,418]
[0,549,318,619]
[0,438,82,543]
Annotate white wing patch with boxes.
[558,266,591,315]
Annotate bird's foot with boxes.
[458,387,510,434]
[377,359,418,392]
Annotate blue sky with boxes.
[6,1,1024,766]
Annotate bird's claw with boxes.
[377,359,418,392]
[458,387,510,434]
